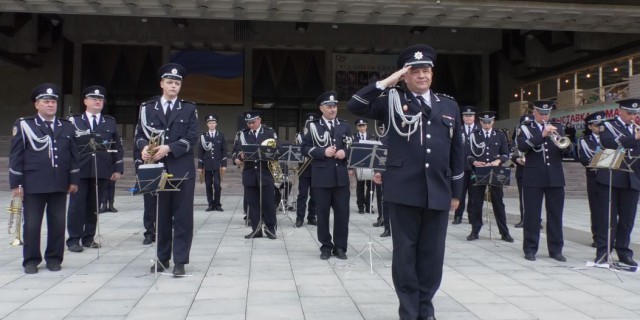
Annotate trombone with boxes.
[7,185,24,246]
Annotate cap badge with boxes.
[94,89,100,94]
[246,113,251,119]
[329,95,335,101]
[633,103,638,108]
[542,104,549,108]
[46,88,53,94]
[414,51,423,60]
[171,68,178,75]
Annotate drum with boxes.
[355,168,375,181]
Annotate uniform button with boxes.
[167,129,170,131]
[544,142,548,145]
[425,163,430,168]
[55,164,58,168]
[545,149,549,152]
[426,134,431,139]
[54,148,58,151]
[427,121,431,125]
[55,156,58,159]
[546,156,549,159]
[427,149,431,153]
[166,137,170,140]
[547,163,550,166]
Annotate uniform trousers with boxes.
[157,178,195,264]
[312,186,350,252]
[143,193,156,238]
[516,176,524,222]
[356,180,372,211]
[23,192,67,267]
[595,183,638,260]
[389,203,448,319]
[585,172,601,243]
[522,186,564,255]
[468,185,509,236]
[67,178,104,246]
[453,171,473,220]
[204,169,222,207]
[296,175,316,221]
[245,184,276,231]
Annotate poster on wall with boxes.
[170,50,244,105]
[333,53,396,101]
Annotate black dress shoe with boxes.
[358,208,364,214]
[421,316,437,320]
[108,201,118,213]
[380,229,391,237]
[372,219,383,227]
[83,242,101,249]
[99,201,108,213]
[264,229,277,240]
[173,263,186,276]
[514,221,523,228]
[590,241,596,248]
[205,205,214,212]
[333,248,347,260]
[365,208,371,214]
[24,264,38,274]
[501,234,514,243]
[452,217,462,225]
[466,232,479,241]
[214,206,224,212]
[68,244,84,252]
[150,260,170,273]
[619,256,638,266]
[320,251,331,260]
[46,264,61,272]
[524,253,536,261]
[307,218,317,226]
[244,230,263,239]
[143,235,155,245]
[295,220,304,228]
[550,254,566,262]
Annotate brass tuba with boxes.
[7,185,24,246]
[261,138,285,186]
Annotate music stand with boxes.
[347,142,389,274]
[131,163,188,279]
[471,166,511,241]
[278,144,304,223]
[75,133,118,259]
[240,144,280,239]
[586,149,638,273]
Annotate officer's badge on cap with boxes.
[477,111,496,123]
[242,110,261,122]
[354,119,367,126]
[617,98,640,113]
[585,111,605,125]
[158,63,186,80]
[304,112,319,122]
[206,115,218,122]
[82,85,106,99]
[315,91,338,107]
[519,114,533,125]
[31,83,60,102]
[530,100,555,115]
[397,44,437,68]
[461,106,476,115]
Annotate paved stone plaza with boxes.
[0,193,638,320]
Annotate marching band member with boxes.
[577,111,605,248]
[348,44,464,320]
[10,83,79,274]
[295,113,318,228]
[516,101,568,262]
[197,115,227,212]
[372,122,390,237]
[353,118,374,214]
[134,63,199,276]
[453,106,479,225]
[511,114,532,228]
[301,91,352,260]
[465,111,513,242]
[233,111,279,240]
[67,85,123,253]
[594,99,640,266]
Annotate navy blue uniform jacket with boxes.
[69,113,124,179]
[300,118,352,188]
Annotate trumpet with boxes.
[543,121,572,149]
[144,133,161,164]
[7,185,23,246]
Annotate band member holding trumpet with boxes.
[66,85,124,253]
[466,111,513,242]
[198,115,227,212]
[577,111,605,248]
[516,101,569,262]
[9,83,79,274]
[594,99,640,267]
[135,63,199,276]
[233,111,279,240]
[348,44,464,320]
[301,91,352,260]
[295,112,318,228]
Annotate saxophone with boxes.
[144,133,161,164]
[261,138,285,186]
[7,185,23,246]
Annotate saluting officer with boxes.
[516,101,568,262]
[510,114,533,228]
[232,111,279,240]
[135,63,199,276]
[9,83,80,274]
[348,44,464,320]
[66,85,124,253]
[198,115,227,212]
[453,106,479,225]
[301,91,352,260]
[594,99,640,267]
[466,111,513,242]
[353,118,374,213]
[295,112,318,228]
[577,111,605,248]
